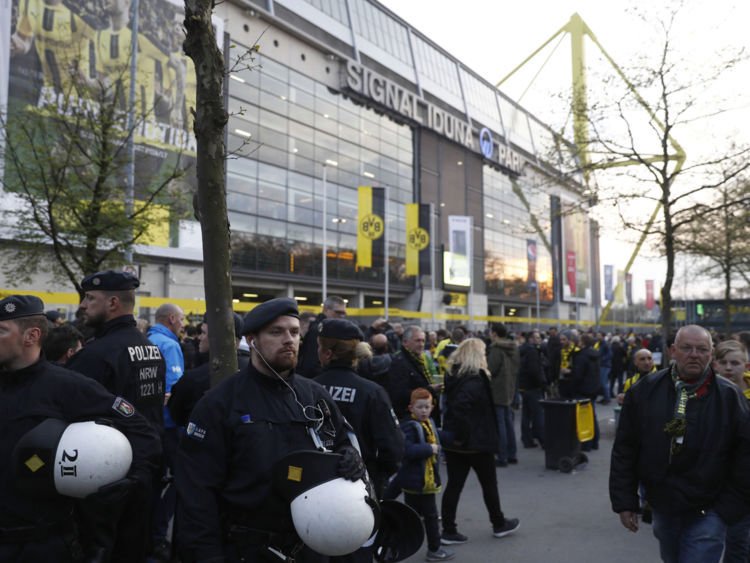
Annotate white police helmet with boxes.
[274,450,378,556]
[13,418,133,499]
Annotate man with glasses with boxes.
[610,325,750,563]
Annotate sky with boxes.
[378,0,750,301]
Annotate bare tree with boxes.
[573,7,750,346]
[676,180,750,332]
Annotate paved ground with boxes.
[401,402,661,563]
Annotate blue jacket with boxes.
[148,324,184,428]
[395,417,442,494]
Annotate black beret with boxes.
[45,310,61,323]
[81,270,140,291]
[242,298,299,335]
[319,318,363,341]
[0,295,45,322]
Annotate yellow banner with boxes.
[356,186,383,268]
[405,203,419,276]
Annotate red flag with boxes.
[646,280,655,311]
[566,251,577,295]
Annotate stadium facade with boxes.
[0,0,600,327]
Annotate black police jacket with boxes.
[315,363,404,477]
[174,362,350,561]
[610,367,750,522]
[0,359,161,528]
[67,315,166,430]
[442,369,499,453]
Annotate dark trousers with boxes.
[153,427,179,547]
[404,492,441,552]
[520,388,545,447]
[441,451,505,532]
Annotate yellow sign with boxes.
[359,213,384,240]
[407,227,430,251]
[287,465,303,482]
[25,454,45,473]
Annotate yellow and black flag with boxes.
[405,203,431,276]
[356,186,385,268]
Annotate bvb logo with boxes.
[407,227,430,251]
[359,214,384,240]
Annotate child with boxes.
[714,340,750,399]
[715,340,750,562]
[396,388,454,561]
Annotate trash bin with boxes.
[540,399,592,473]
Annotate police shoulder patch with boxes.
[390,408,399,427]
[186,421,207,441]
[112,397,135,417]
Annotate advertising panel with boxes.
[560,203,590,303]
[444,215,472,288]
[3,0,216,246]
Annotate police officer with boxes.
[0,295,161,562]
[67,270,166,429]
[175,298,366,562]
[314,318,404,500]
[66,270,167,562]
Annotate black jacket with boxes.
[168,351,252,427]
[519,342,546,390]
[174,363,349,561]
[315,363,404,477]
[571,346,600,397]
[66,315,166,430]
[1,359,161,528]
[384,350,434,419]
[442,369,499,453]
[297,314,325,379]
[610,367,750,522]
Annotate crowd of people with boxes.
[3,277,750,562]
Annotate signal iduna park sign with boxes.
[341,60,524,175]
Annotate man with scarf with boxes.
[610,325,750,563]
[385,325,441,420]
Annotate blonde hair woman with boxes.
[446,337,488,377]
[440,338,520,545]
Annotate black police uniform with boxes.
[66,272,166,430]
[175,362,350,562]
[0,362,161,561]
[168,349,251,427]
[315,364,403,498]
[64,271,166,561]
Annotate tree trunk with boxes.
[661,197,675,361]
[184,0,237,386]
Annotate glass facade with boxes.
[483,167,554,303]
[226,46,413,286]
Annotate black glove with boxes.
[337,446,366,481]
[85,477,137,505]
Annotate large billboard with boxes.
[2,0,211,246]
[560,202,591,303]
